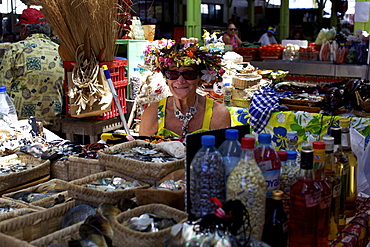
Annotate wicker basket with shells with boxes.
[232,73,262,90]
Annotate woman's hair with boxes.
[24,22,51,36]
[226,21,236,29]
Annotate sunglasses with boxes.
[165,70,200,80]
[228,28,237,31]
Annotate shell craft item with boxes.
[111,144,180,163]
[84,177,144,192]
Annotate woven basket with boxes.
[29,221,83,247]
[0,154,50,192]
[135,169,185,210]
[50,160,69,181]
[0,198,42,222]
[68,156,105,181]
[112,204,188,247]
[0,200,76,242]
[2,179,70,209]
[98,140,185,185]
[0,232,35,247]
[67,170,150,205]
[232,73,262,89]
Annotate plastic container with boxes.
[280,150,299,216]
[227,137,266,240]
[254,133,281,198]
[218,128,241,181]
[189,135,225,218]
[223,81,232,107]
[0,86,17,123]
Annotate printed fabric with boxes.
[249,87,291,134]
[0,33,64,127]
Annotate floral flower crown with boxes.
[144,39,225,82]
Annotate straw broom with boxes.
[39,0,129,62]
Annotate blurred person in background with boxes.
[258,26,277,46]
[0,8,64,130]
[222,22,242,49]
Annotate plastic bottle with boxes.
[313,141,332,247]
[218,128,241,182]
[331,127,349,231]
[189,135,225,218]
[226,137,266,240]
[323,136,341,241]
[254,133,281,199]
[289,149,323,247]
[279,150,299,216]
[286,130,300,162]
[223,81,232,107]
[339,118,358,217]
[0,86,17,123]
[130,68,141,99]
[261,190,288,247]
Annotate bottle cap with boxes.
[312,141,325,150]
[0,86,6,93]
[300,149,313,169]
[339,118,350,127]
[258,133,271,144]
[277,151,288,161]
[323,136,334,151]
[271,190,284,200]
[241,137,255,149]
[244,134,255,139]
[134,68,139,71]
[225,128,238,140]
[224,82,231,87]
[287,130,297,139]
[286,150,297,160]
[201,135,215,146]
[330,127,341,145]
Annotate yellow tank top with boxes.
[157,96,214,137]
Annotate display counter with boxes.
[251,60,369,79]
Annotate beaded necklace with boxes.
[173,95,198,137]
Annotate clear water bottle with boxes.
[189,135,225,218]
[218,128,241,182]
[223,81,232,107]
[0,86,17,123]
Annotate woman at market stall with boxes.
[139,42,231,138]
[0,8,64,129]
[222,22,242,49]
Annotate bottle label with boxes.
[305,191,321,207]
[259,160,273,171]
[262,169,280,198]
[343,164,349,175]
[320,194,332,209]
[333,182,341,198]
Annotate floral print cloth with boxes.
[230,107,370,150]
[0,33,64,127]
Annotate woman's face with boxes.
[226,24,237,37]
[165,65,200,100]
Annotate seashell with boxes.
[117,197,138,212]
[62,205,96,228]
[79,223,108,247]
[85,214,113,239]
[97,203,121,222]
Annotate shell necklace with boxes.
[173,95,199,137]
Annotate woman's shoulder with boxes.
[211,100,231,129]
